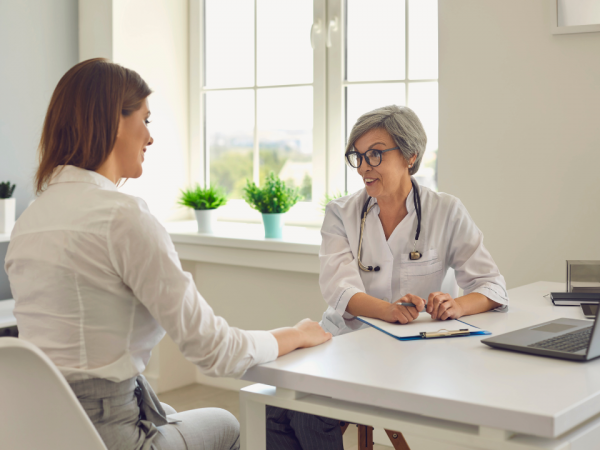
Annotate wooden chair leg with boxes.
[384,429,411,450]
[357,425,374,450]
[340,421,350,435]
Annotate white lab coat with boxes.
[319,180,508,336]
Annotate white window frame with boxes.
[189,0,437,226]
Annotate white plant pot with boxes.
[194,209,217,234]
[0,198,16,234]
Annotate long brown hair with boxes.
[35,58,152,193]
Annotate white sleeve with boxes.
[319,203,365,319]
[445,200,509,311]
[107,197,279,378]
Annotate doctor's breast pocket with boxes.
[399,249,444,294]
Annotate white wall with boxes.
[438,0,600,290]
[79,0,191,222]
[0,0,79,300]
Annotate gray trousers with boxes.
[69,375,239,450]
[266,406,343,450]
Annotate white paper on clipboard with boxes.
[357,313,481,338]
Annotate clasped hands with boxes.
[380,292,464,324]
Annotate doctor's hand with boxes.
[426,292,465,320]
[380,294,426,324]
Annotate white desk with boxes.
[240,282,600,449]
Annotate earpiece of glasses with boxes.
[345,147,401,169]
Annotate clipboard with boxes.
[356,314,491,341]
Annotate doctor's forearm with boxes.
[346,292,388,319]
[455,293,501,316]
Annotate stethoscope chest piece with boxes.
[409,251,422,261]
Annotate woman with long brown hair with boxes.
[4,58,331,450]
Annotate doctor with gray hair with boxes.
[266,104,509,449]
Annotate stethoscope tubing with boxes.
[357,179,422,272]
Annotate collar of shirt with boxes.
[370,181,416,214]
[48,165,118,192]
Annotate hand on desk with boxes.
[426,292,465,320]
[271,319,332,357]
[381,294,425,324]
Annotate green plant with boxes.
[178,185,228,210]
[320,191,348,213]
[0,182,16,199]
[243,172,302,214]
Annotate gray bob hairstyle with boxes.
[346,105,427,176]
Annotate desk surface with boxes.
[243,281,600,438]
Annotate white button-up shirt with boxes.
[319,181,508,336]
[5,166,278,382]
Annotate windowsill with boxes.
[165,220,322,274]
[166,220,321,254]
[0,233,10,243]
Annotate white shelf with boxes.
[165,221,321,254]
[165,221,322,274]
[0,299,16,328]
[0,234,10,243]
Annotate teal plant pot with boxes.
[262,213,284,238]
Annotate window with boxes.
[190,0,438,224]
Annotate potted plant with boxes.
[178,185,227,233]
[243,172,302,239]
[0,181,16,234]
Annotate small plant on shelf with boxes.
[178,185,227,234]
[243,172,301,214]
[0,182,16,199]
[243,172,302,238]
[178,185,227,210]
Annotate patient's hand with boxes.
[380,293,425,324]
[426,292,464,320]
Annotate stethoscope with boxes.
[357,179,422,272]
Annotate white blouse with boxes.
[4,166,278,382]
[319,181,508,336]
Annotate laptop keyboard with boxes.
[528,326,593,353]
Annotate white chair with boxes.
[0,337,107,450]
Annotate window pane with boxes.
[258,86,313,201]
[206,90,255,199]
[346,0,406,82]
[408,0,438,80]
[408,82,438,190]
[205,0,254,88]
[257,0,313,86]
[345,84,406,193]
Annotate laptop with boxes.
[481,317,600,361]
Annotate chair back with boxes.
[0,337,107,450]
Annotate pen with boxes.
[399,302,427,308]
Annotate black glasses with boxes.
[345,147,401,169]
